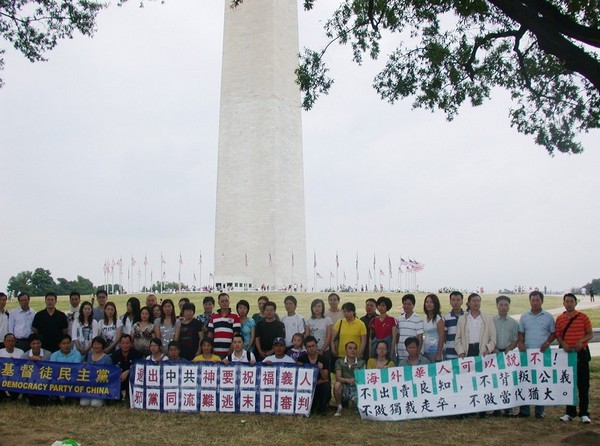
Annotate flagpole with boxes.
[160,253,164,295]
[335,252,339,290]
[355,252,359,291]
[373,253,376,292]
[144,254,148,293]
[313,251,317,292]
[199,252,202,291]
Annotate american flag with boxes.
[144,254,148,266]
[316,272,323,279]
[335,252,339,268]
[161,253,166,264]
[179,253,183,265]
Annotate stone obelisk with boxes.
[214,0,307,292]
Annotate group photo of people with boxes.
[0,289,593,423]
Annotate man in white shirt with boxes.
[8,293,36,351]
[281,295,308,347]
[262,337,296,364]
[0,333,25,401]
[0,292,9,348]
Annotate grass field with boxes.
[0,359,598,446]
[4,291,568,323]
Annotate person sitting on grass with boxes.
[80,336,112,408]
[50,334,82,363]
[286,333,306,361]
[297,335,330,416]
[333,341,366,417]
[262,337,296,364]
[146,338,168,363]
[192,338,222,363]
[166,341,186,362]
[398,337,430,366]
[223,334,256,365]
[111,334,141,401]
[21,333,51,361]
[366,340,395,369]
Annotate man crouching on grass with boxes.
[333,341,365,417]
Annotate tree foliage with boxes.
[6,268,95,296]
[293,0,600,155]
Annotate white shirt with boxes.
[228,349,256,363]
[0,347,24,358]
[262,354,296,364]
[0,310,9,339]
[467,313,483,344]
[8,307,36,339]
[281,313,306,346]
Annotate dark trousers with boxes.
[312,382,332,415]
[467,343,480,357]
[566,348,590,417]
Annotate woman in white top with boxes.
[422,293,445,362]
[98,301,123,353]
[146,338,168,363]
[307,299,333,357]
[71,301,99,356]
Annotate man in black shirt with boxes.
[31,292,68,352]
[297,335,330,415]
[254,302,285,361]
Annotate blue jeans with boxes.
[520,405,544,417]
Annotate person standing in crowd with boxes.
[255,302,285,361]
[151,304,162,321]
[516,291,555,418]
[251,296,271,323]
[72,301,98,357]
[297,335,330,416]
[422,293,445,362]
[396,294,424,363]
[333,341,365,417]
[444,291,464,360]
[154,299,180,354]
[111,334,141,401]
[236,300,256,352]
[493,296,519,353]
[121,297,141,337]
[306,299,333,366]
[178,303,203,361]
[455,293,496,359]
[360,298,377,361]
[331,302,367,361]
[65,291,81,335]
[556,293,593,424]
[178,297,190,318]
[8,293,35,351]
[0,292,9,348]
[325,293,343,326]
[32,292,68,353]
[131,306,154,356]
[208,293,241,358]
[98,301,123,353]
[196,296,215,337]
[369,296,396,359]
[92,290,108,322]
[281,295,308,348]
[146,294,158,308]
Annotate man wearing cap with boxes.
[262,337,295,364]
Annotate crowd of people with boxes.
[0,290,592,422]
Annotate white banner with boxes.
[130,362,318,417]
[355,349,577,421]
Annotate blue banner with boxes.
[0,358,121,400]
[129,361,319,416]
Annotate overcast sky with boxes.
[0,0,598,295]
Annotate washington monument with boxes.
[214,0,307,291]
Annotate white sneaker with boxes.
[581,415,591,424]
[334,407,342,417]
[559,414,573,422]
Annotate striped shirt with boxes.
[396,313,424,360]
[519,310,555,349]
[555,310,592,349]
[444,309,464,358]
[208,311,241,358]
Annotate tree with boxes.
[29,267,57,296]
[258,0,599,155]
[7,270,34,296]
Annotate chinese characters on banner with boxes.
[129,362,318,416]
[0,358,121,399]
[355,349,577,421]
